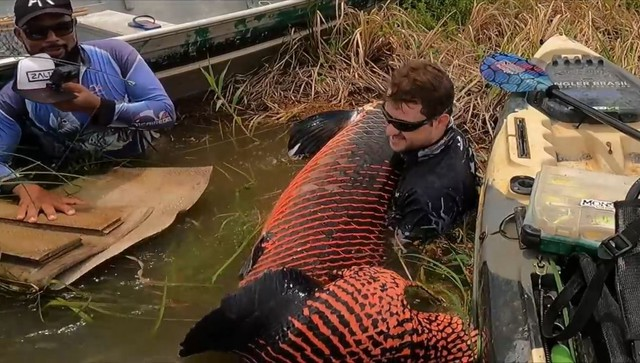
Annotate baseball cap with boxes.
[14,0,74,28]
[12,53,77,104]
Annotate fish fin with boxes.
[287,109,357,160]
[179,268,321,357]
[238,232,268,279]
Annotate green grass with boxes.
[403,0,476,29]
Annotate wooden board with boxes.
[0,202,126,234]
[0,166,213,291]
[0,223,83,264]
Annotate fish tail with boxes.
[424,312,480,362]
[179,268,321,358]
[287,109,357,159]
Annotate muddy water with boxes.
[0,123,305,363]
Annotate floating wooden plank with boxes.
[0,202,127,235]
[0,223,82,264]
[0,166,213,292]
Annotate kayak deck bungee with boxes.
[473,34,640,362]
[239,103,400,287]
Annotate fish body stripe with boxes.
[236,266,479,362]
[241,107,399,286]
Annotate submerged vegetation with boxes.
[196,0,640,319]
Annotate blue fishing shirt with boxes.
[0,38,176,184]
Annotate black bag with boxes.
[542,198,640,362]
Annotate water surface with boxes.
[0,117,468,363]
[0,123,304,363]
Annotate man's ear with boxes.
[13,27,27,49]
[435,113,450,128]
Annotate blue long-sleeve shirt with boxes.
[0,38,176,183]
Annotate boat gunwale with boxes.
[0,0,348,68]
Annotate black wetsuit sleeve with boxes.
[389,186,462,243]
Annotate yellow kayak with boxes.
[472,34,640,362]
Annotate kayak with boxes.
[472,34,640,362]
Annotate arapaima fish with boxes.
[179,265,479,362]
[238,103,401,287]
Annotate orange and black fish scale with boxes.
[239,105,400,286]
[233,266,479,363]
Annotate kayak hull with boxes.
[473,34,640,362]
[473,94,547,363]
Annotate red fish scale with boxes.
[236,266,479,362]
[240,107,399,287]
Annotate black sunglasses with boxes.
[381,102,435,132]
[21,18,75,41]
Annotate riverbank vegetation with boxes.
[189,0,640,319]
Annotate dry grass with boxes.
[206,0,640,314]
[226,0,640,175]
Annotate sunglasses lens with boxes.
[24,20,74,40]
[381,103,428,132]
[390,121,421,132]
[23,28,46,40]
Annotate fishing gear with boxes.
[47,63,79,92]
[0,53,136,87]
[479,52,640,142]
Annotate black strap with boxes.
[541,217,640,341]
[616,245,640,363]
[563,254,634,362]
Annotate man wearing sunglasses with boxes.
[382,60,479,245]
[0,0,176,223]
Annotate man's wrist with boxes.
[89,98,116,127]
[4,179,31,196]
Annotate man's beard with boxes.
[60,43,80,63]
[32,38,80,63]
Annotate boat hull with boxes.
[473,34,640,362]
[0,0,384,100]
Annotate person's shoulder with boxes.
[81,38,140,56]
[81,39,143,75]
[0,78,24,104]
[447,124,472,147]
[82,38,136,50]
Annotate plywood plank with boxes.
[0,223,83,263]
[0,202,126,234]
[0,165,213,291]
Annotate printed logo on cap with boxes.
[26,69,54,82]
[27,0,56,8]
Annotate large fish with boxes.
[238,103,401,287]
[179,265,479,362]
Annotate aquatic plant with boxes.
[199,59,254,140]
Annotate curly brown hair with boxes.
[386,60,454,119]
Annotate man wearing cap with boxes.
[0,0,176,223]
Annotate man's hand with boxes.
[12,184,84,223]
[52,82,101,115]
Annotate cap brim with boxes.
[13,86,77,104]
[16,8,73,27]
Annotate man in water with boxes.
[0,0,176,223]
[383,60,479,244]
